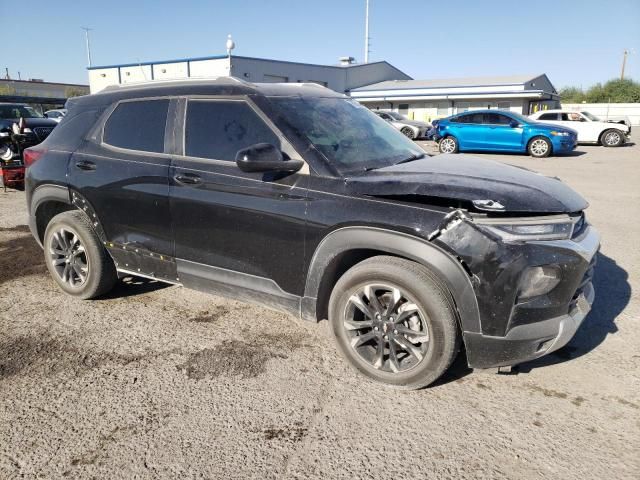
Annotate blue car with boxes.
[435,110,577,158]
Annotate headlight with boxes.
[480,217,576,241]
[550,130,570,136]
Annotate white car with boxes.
[529,109,630,147]
[374,110,431,140]
[44,109,67,123]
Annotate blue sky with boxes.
[4,0,639,89]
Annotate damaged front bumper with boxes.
[430,210,600,369]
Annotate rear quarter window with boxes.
[103,99,169,153]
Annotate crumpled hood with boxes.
[346,154,588,213]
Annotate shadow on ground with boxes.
[98,275,170,300]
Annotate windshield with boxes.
[581,111,600,122]
[269,97,424,173]
[0,104,43,119]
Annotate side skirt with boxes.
[176,259,302,318]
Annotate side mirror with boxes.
[509,120,520,128]
[235,143,303,174]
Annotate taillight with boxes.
[23,146,47,168]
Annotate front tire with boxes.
[328,256,460,389]
[43,210,117,299]
[600,129,625,147]
[400,126,416,140]
[528,136,551,157]
[438,136,459,154]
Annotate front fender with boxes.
[302,226,482,335]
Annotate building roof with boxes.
[87,54,407,73]
[352,74,545,91]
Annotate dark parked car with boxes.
[0,103,57,160]
[25,79,599,389]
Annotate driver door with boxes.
[169,97,309,306]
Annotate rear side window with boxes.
[458,113,484,124]
[103,99,169,153]
[538,113,559,121]
[185,100,280,161]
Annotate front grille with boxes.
[569,254,597,311]
[33,127,54,141]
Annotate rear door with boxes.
[69,97,175,279]
[452,112,486,149]
[168,97,308,308]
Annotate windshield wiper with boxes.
[364,152,426,172]
[393,152,425,166]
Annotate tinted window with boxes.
[484,113,512,125]
[538,113,559,121]
[458,113,484,124]
[104,99,169,153]
[185,100,280,161]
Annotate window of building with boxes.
[306,80,328,87]
[455,102,470,113]
[398,104,409,115]
[185,100,280,161]
[436,102,449,116]
[103,99,169,153]
[263,74,289,83]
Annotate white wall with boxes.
[120,65,152,84]
[561,103,640,125]
[188,58,230,78]
[153,62,188,80]
[88,68,119,93]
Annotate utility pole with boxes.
[81,27,93,67]
[621,49,628,80]
[364,0,370,63]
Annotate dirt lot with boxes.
[1,134,639,479]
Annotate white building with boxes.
[349,74,560,122]
[87,55,411,94]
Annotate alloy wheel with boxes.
[342,283,430,373]
[48,227,89,287]
[604,131,621,146]
[530,139,549,156]
[440,137,456,153]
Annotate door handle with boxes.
[75,160,96,171]
[174,173,202,185]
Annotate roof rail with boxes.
[100,76,250,93]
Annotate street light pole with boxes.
[364,0,370,63]
[81,27,93,68]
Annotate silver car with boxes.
[374,110,431,140]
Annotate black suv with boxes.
[25,79,599,389]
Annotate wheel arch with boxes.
[29,184,75,246]
[301,226,482,335]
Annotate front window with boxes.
[0,105,43,119]
[269,97,423,173]
[581,111,601,122]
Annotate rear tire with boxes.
[600,129,625,147]
[43,210,117,299]
[438,136,459,154]
[527,136,551,158]
[328,256,460,390]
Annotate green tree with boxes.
[65,86,89,98]
[558,86,585,103]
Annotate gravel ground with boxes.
[1,134,639,479]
